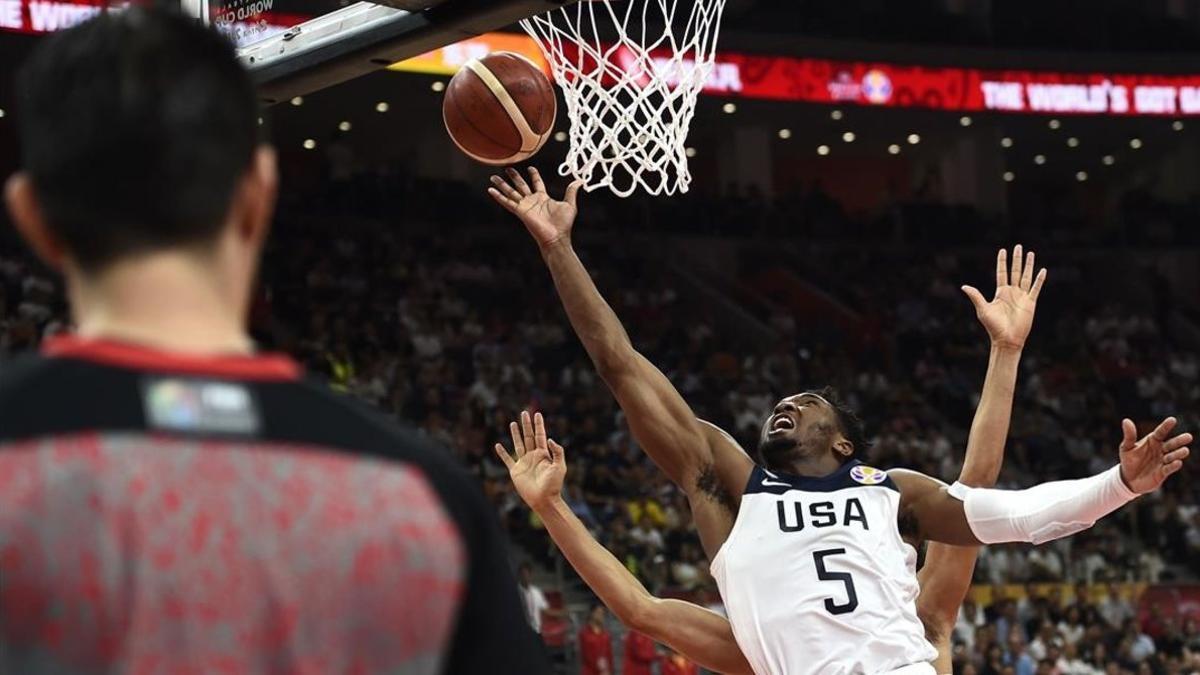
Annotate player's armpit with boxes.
[632,598,755,675]
[890,470,981,546]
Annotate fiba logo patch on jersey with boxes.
[850,465,887,485]
[861,69,893,104]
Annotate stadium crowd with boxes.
[0,168,1196,675]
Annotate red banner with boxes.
[698,53,1200,115]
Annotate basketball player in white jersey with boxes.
[494,241,1039,674]
[488,167,1192,675]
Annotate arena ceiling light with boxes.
[1048,119,1061,130]
[817,144,831,156]
[375,101,390,113]
[1102,155,1116,165]
[907,133,921,145]
[1076,171,1088,182]
[778,129,793,139]
[1001,137,1014,148]
[830,109,844,120]
[338,121,352,132]
[1173,121,1185,131]
[1034,154,1046,165]
[842,131,856,142]
[887,144,901,155]
[291,96,304,106]
[303,139,317,150]
[685,147,698,157]
[554,131,568,142]
[0,109,6,118]
[1003,171,1015,182]
[959,116,972,127]
[722,102,737,114]
[431,81,446,93]
[1130,138,1144,149]
[1067,137,1079,147]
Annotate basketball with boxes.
[442,51,557,166]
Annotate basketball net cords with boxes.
[521,0,727,198]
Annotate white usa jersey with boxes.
[710,461,937,675]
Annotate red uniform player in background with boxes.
[578,605,613,675]
[661,650,700,675]
[623,629,658,675]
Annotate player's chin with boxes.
[757,434,800,466]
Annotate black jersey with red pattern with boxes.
[0,336,549,675]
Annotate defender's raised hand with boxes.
[962,245,1048,351]
[495,411,568,511]
[488,167,583,250]
[1118,416,1192,494]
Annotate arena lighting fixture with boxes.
[959,116,972,127]
[817,144,831,156]
[1067,137,1079,147]
[685,147,698,157]
[887,144,901,155]
[1034,154,1046,165]
[0,109,6,118]
[1076,171,1088,181]
[303,139,317,150]
[431,81,446,92]
[1001,137,1014,148]
[842,131,856,142]
[1048,119,1061,130]
[907,133,921,144]
[1130,138,1143,149]
[830,109,844,120]
[778,128,793,139]
[1173,120,1185,131]
[375,101,390,113]
[1102,155,1116,165]
[1003,171,1015,182]
[338,121,352,132]
[291,96,304,106]
[722,102,737,114]
[554,131,568,142]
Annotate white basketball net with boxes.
[521,0,727,198]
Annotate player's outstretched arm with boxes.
[495,412,754,675]
[893,416,1191,547]
[489,168,753,556]
[917,245,1046,665]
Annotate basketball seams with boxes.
[464,59,543,154]
[445,92,522,161]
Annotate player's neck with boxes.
[66,251,253,355]
[775,454,845,478]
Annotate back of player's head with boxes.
[12,7,259,273]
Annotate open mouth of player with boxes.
[768,414,795,435]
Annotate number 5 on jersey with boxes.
[813,548,858,615]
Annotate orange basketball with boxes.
[442,51,557,166]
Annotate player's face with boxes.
[756,392,840,469]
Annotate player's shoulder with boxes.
[746,460,899,496]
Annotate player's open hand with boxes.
[488,167,583,251]
[495,410,568,511]
[1117,416,1191,494]
[961,245,1048,351]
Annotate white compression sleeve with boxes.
[947,465,1139,545]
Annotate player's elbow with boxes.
[625,596,668,637]
[592,347,637,383]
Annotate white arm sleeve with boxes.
[947,465,1139,545]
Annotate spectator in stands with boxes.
[1099,581,1132,629]
[1123,618,1156,662]
[1057,606,1086,646]
[578,604,613,675]
[517,562,550,637]
[1056,641,1092,675]
[1007,632,1037,675]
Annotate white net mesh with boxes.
[521,0,727,198]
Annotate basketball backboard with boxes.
[186,0,577,104]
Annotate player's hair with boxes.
[812,386,872,462]
[14,7,259,273]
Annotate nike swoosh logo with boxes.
[761,478,791,488]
